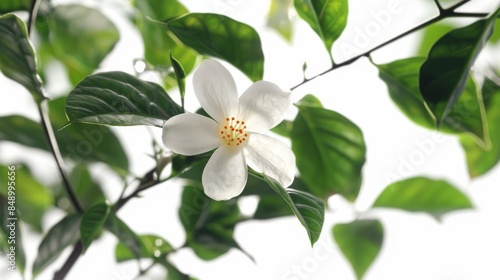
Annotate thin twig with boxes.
[53,242,83,280]
[38,103,84,213]
[290,0,482,91]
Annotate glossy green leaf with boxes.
[294,0,348,58]
[66,71,183,127]
[373,177,473,219]
[0,165,52,232]
[133,0,198,89]
[271,119,293,138]
[165,13,264,82]
[259,173,325,246]
[32,214,81,277]
[105,212,142,261]
[179,186,245,260]
[267,0,294,42]
[0,0,31,13]
[291,94,366,201]
[416,22,455,56]
[0,195,26,276]
[0,14,44,101]
[461,79,500,177]
[419,10,499,125]
[0,97,129,174]
[47,4,119,85]
[163,260,198,280]
[115,234,173,262]
[333,220,383,280]
[80,202,110,253]
[377,57,489,144]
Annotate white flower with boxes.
[162,59,295,201]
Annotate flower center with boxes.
[219,117,248,147]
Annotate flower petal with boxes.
[202,147,247,200]
[238,81,291,132]
[162,113,220,156]
[243,133,295,187]
[193,59,239,123]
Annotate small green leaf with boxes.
[66,71,183,127]
[0,0,31,13]
[271,119,293,138]
[0,14,44,101]
[373,177,473,219]
[162,260,198,280]
[165,13,264,82]
[420,10,499,125]
[0,97,130,174]
[170,53,186,107]
[0,165,52,232]
[490,17,500,43]
[32,214,81,277]
[47,4,119,85]
[179,186,246,260]
[292,94,366,201]
[80,202,110,253]
[115,234,173,262]
[0,195,26,276]
[104,212,142,261]
[259,174,325,246]
[333,220,383,280]
[294,0,348,59]
[377,57,489,144]
[267,0,294,42]
[461,79,500,177]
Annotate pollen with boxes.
[220,116,248,147]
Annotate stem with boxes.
[53,242,83,280]
[27,0,41,35]
[38,102,84,213]
[290,0,480,91]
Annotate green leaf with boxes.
[179,186,246,260]
[0,14,44,101]
[66,71,183,127]
[461,79,500,177]
[259,173,325,246]
[416,22,455,56]
[67,165,106,210]
[291,94,366,201]
[80,202,110,253]
[104,213,142,261]
[115,234,173,262]
[377,57,489,144]
[0,97,130,174]
[490,17,500,43]
[47,4,119,85]
[170,53,186,106]
[267,0,294,42]
[333,220,383,280]
[163,260,198,280]
[373,177,473,219]
[0,195,26,276]
[0,0,31,13]
[419,10,500,125]
[165,13,264,82]
[294,0,348,58]
[0,165,52,232]
[271,119,293,138]
[32,214,81,277]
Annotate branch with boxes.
[290,0,481,91]
[53,242,83,280]
[38,103,84,213]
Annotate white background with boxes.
[1,0,500,279]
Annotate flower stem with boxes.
[290,0,485,91]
